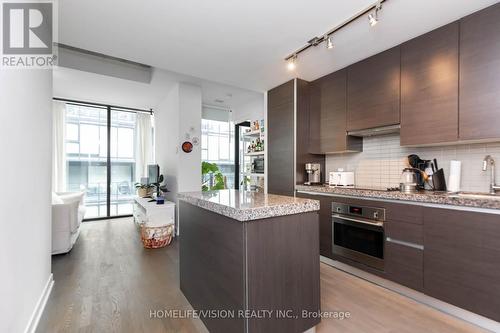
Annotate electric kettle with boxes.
[400,168,418,193]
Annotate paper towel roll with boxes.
[448,160,462,192]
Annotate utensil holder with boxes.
[432,169,447,191]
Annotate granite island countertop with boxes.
[296,184,500,212]
[178,189,320,221]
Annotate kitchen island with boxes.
[177,190,320,333]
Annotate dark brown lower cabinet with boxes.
[384,207,424,291]
[424,208,500,322]
[296,192,333,259]
[385,240,423,291]
[296,192,500,321]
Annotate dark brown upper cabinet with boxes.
[459,3,500,141]
[400,22,459,147]
[267,79,324,194]
[296,79,325,184]
[309,70,362,154]
[268,80,295,196]
[347,47,401,131]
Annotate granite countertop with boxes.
[296,184,500,211]
[178,189,320,222]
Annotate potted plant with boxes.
[135,183,155,198]
[241,175,251,191]
[201,162,226,191]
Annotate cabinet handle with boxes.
[386,237,424,250]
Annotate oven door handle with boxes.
[332,214,384,227]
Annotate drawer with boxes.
[385,221,423,245]
[385,241,423,291]
[385,202,423,225]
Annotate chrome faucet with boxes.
[482,155,500,195]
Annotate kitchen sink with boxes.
[448,193,500,200]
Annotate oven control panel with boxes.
[332,202,385,222]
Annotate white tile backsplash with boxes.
[325,134,500,193]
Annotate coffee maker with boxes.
[305,163,321,185]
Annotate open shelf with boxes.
[246,151,265,156]
[244,172,265,177]
[242,130,262,137]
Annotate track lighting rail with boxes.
[284,0,387,62]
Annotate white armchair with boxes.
[52,191,86,255]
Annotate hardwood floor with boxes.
[316,264,486,333]
[37,218,208,333]
[37,218,485,333]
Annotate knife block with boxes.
[432,169,447,191]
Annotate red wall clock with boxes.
[182,141,193,153]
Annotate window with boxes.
[65,104,108,218]
[64,104,140,218]
[201,118,235,188]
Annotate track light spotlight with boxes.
[287,55,297,71]
[368,13,378,26]
[325,36,334,49]
[368,1,382,27]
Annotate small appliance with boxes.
[407,154,430,189]
[332,202,386,271]
[329,169,355,187]
[252,157,264,174]
[400,168,418,193]
[305,163,321,185]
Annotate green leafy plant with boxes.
[135,182,156,197]
[135,183,156,190]
[202,161,226,191]
[240,175,250,189]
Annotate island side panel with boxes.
[245,212,321,333]
[179,201,246,333]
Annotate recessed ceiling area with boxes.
[53,66,263,112]
[59,0,498,91]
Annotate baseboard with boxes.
[24,273,54,333]
[320,256,500,333]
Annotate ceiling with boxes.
[58,0,499,92]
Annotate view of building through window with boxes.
[201,118,235,189]
[65,104,137,218]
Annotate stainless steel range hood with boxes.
[348,124,401,137]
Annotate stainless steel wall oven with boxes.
[332,202,385,271]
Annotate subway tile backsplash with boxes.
[325,134,500,193]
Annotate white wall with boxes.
[155,84,180,202]
[0,69,53,333]
[155,83,202,202]
[326,134,500,193]
[232,95,264,124]
[177,83,202,193]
